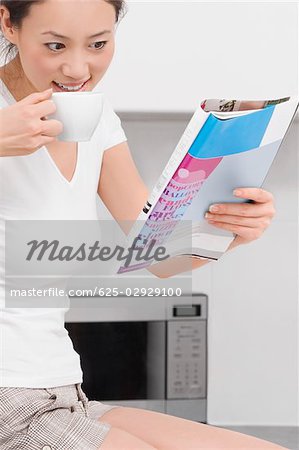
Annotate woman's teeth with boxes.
[53,81,86,91]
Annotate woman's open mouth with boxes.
[52,78,90,92]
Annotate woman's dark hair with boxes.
[0,0,126,65]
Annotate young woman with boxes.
[0,1,284,449]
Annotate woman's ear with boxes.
[0,6,18,45]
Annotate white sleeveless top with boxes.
[0,80,127,387]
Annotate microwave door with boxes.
[65,321,166,402]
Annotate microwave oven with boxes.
[65,293,207,422]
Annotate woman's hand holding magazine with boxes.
[117,96,297,276]
[205,187,276,247]
[147,187,275,278]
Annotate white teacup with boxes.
[50,91,104,142]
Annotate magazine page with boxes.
[117,97,298,274]
[201,97,290,113]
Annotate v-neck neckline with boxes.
[43,142,80,186]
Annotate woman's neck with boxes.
[0,55,36,101]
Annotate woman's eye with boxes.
[45,43,65,51]
[90,41,107,50]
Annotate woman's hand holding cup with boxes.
[0,88,63,157]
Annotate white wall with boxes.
[99,2,298,111]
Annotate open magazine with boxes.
[117,96,299,274]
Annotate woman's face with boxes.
[2,0,116,93]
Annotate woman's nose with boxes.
[61,53,90,81]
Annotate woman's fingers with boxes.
[205,188,276,245]
[208,188,276,218]
[18,88,53,106]
[205,213,272,229]
[206,221,265,241]
[34,98,57,119]
[209,202,275,218]
[40,118,64,137]
[233,187,274,203]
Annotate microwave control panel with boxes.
[167,320,207,399]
